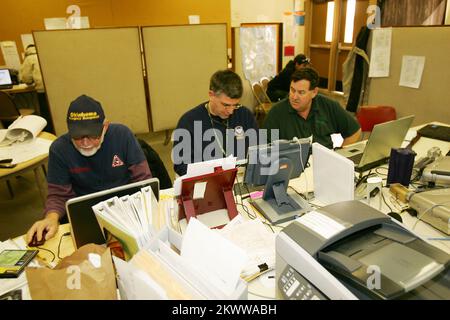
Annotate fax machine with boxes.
[276,200,450,300]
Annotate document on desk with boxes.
[0,115,47,146]
[0,137,52,164]
[181,218,248,297]
[296,210,346,240]
[219,216,276,279]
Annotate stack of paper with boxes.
[92,185,158,261]
[114,219,249,300]
[218,216,276,280]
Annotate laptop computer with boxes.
[66,177,160,249]
[336,115,415,172]
[0,68,13,89]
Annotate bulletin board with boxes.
[368,26,450,125]
[33,27,149,136]
[231,27,256,112]
[142,24,228,132]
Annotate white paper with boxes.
[296,210,346,240]
[399,55,425,89]
[0,41,21,70]
[20,34,34,52]
[181,218,248,296]
[44,18,67,30]
[368,28,392,78]
[2,115,47,145]
[193,181,207,200]
[44,16,90,30]
[188,15,200,24]
[0,137,52,164]
[113,256,168,300]
[219,217,276,277]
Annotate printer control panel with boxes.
[279,266,328,300]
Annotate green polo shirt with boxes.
[263,94,360,148]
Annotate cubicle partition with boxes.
[141,24,228,132]
[34,27,149,136]
[368,26,450,125]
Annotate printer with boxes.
[276,200,450,300]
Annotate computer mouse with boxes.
[28,229,47,247]
[387,212,403,223]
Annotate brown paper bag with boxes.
[25,244,117,300]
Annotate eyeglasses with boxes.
[72,135,101,141]
[217,100,242,110]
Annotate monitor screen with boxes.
[66,178,159,249]
[0,69,13,86]
[243,138,312,224]
[244,138,311,187]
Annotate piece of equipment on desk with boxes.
[244,138,312,225]
[408,188,450,235]
[421,156,450,186]
[275,200,449,300]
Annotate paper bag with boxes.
[25,244,117,300]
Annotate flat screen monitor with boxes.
[66,178,159,249]
[244,138,312,224]
[0,68,13,88]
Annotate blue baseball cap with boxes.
[67,95,105,138]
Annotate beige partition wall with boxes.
[142,24,228,132]
[368,26,450,125]
[34,28,149,136]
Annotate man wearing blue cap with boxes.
[26,95,152,243]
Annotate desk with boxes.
[1,84,36,95]
[7,123,449,300]
[0,132,56,205]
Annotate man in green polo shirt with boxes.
[263,68,361,148]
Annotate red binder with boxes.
[177,166,238,229]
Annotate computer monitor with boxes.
[0,68,13,89]
[244,138,312,224]
[66,177,160,249]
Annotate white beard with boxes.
[72,131,105,157]
[77,146,100,157]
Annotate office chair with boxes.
[356,105,396,138]
[260,77,270,93]
[251,82,272,126]
[0,91,35,127]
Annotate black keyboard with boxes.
[348,153,363,164]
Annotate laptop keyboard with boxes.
[348,153,363,164]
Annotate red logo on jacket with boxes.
[112,155,124,167]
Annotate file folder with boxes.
[139,226,248,300]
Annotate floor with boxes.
[0,131,174,241]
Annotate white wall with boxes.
[231,0,305,67]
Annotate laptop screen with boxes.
[0,69,13,86]
[66,178,160,249]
